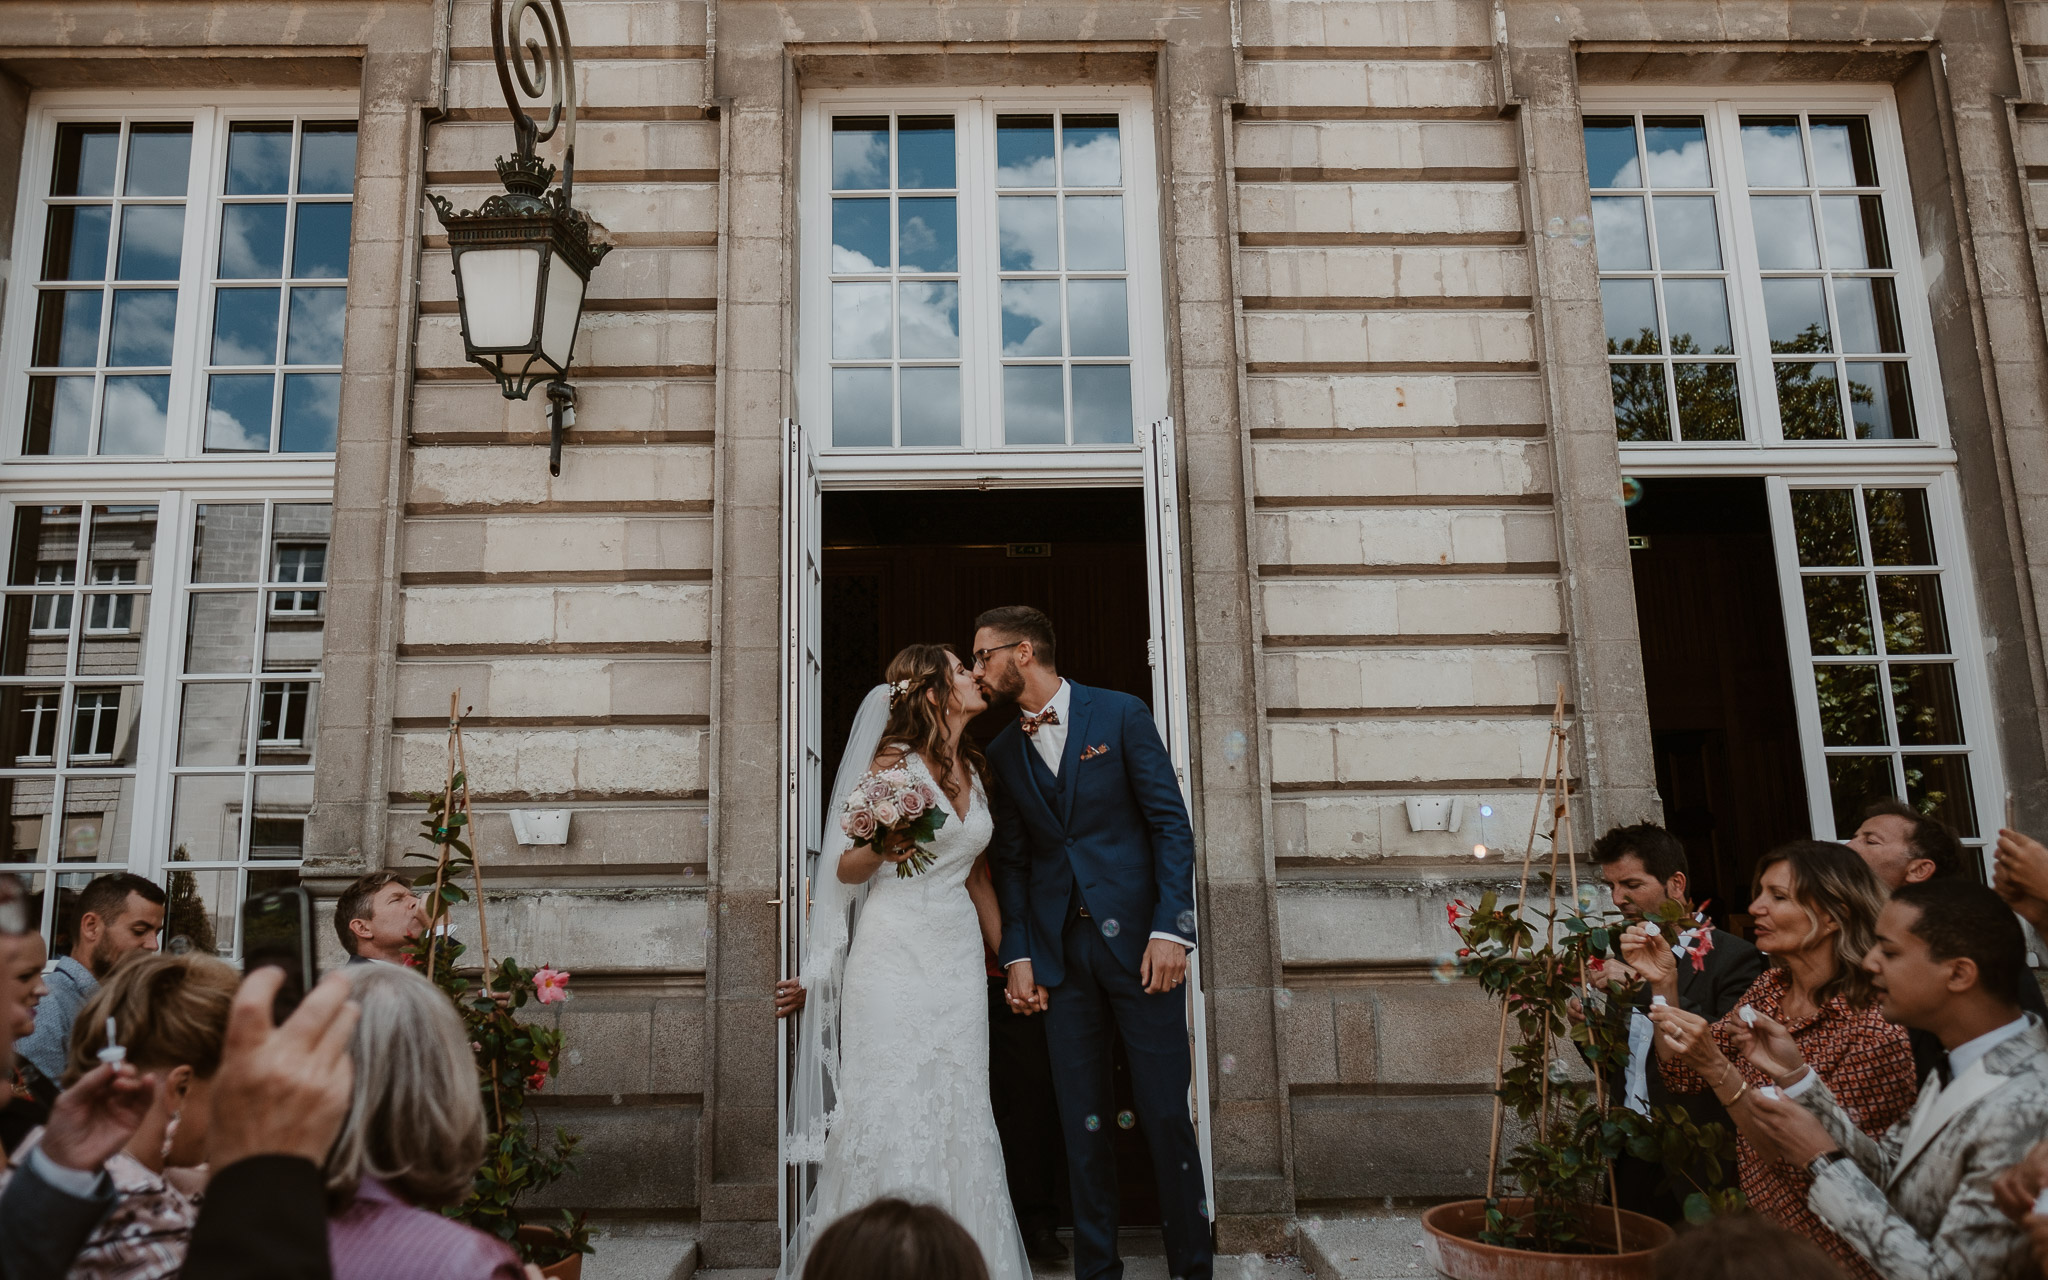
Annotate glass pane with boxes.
[1003,366,1066,445]
[1876,575,1949,654]
[212,288,281,365]
[99,375,168,454]
[116,205,185,280]
[1903,755,1978,838]
[0,598,68,677]
[1001,281,1062,356]
[830,198,889,271]
[896,197,956,273]
[218,204,287,279]
[1864,489,1935,565]
[193,506,265,582]
[1762,278,1831,352]
[1062,115,1122,187]
[1600,278,1660,354]
[279,374,339,453]
[185,592,258,672]
[831,117,889,190]
[52,123,120,197]
[262,594,324,671]
[1803,574,1873,654]
[290,204,351,280]
[1892,664,1963,747]
[255,684,319,764]
[57,776,135,861]
[997,115,1056,187]
[830,367,892,447]
[1815,664,1885,746]
[897,282,959,359]
[285,288,346,364]
[895,116,954,190]
[1068,280,1129,357]
[78,591,147,677]
[1751,197,1820,269]
[32,291,103,367]
[1792,489,1860,566]
[1827,755,1896,841]
[1833,278,1903,354]
[24,378,94,456]
[1651,196,1721,270]
[250,775,313,854]
[1582,117,1641,188]
[1064,196,1126,271]
[178,684,249,766]
[999,196,1058,270]
[124,125,191,197]
[1663,279,1732,354]
[163,865,236,955]
[270,505,333,576]
[1071,366,1133,445]
[1591,196,1650,271]
[1741,116,1806,186]
[0,779,53,862]
[42,206,112,281]
[106,290,177,366]
[1609,364,1670,441]
[832,283,892,359]
[66,686,140,765]
[1809,117,1878,187]
[1776,362,1844,440]
[0,687,63,767]
[225,122,292,196]
[205,375,275,452]
[297,122,358,195]
[9,506,81,586]
[898,368,960,448]
[1642,117,1710,187]
[1673,364,1742,441]
[1823,198,1888,276]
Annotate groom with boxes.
[973,605,1210,1280]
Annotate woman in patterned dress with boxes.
[1627,841,1916,1280]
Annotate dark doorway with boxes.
[1626,477,1810,927]
[819,485,1165,1231]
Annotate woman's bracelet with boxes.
[1719,1080,1751,1109]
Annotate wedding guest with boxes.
[1846,800,1963,889]
[2,926,50,1141]
[801,1196,992,1280]
[1993,827,2048,935]
[1652,1211,1846,1279]
[15,873,165,1104]
[1738,880,2048,1280]
[323,963,523,1280]
[333,871,425,966]
[1586,823,1764,1222]
[1630,841,1916,1280]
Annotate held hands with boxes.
[1993,829,2048,928]
[1647,1003,1725,1075]
[205,967,359,1169]
[1732,1007,1808,1085]
[1140,937,1188,996]
[39,1060,160,1174]
[1005,960,1049,1015]
[1617,923,1679,998]
[1742,1089,1838,1168]
[1993,1137,2048,1222]
[774,979,807,1019]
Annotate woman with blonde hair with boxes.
[1627,840,1916,1280]
[323,962,522,1280]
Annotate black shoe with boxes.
[1024,1227,1068,1263]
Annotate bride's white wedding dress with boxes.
[784,751,1033,1280]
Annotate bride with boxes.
[774,644,1033,1280]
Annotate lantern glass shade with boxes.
[540,252,586,368]
[456,247,545,349]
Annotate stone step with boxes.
[1296,1211,1439,1279]
[584,1219,700,1280]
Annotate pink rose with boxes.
[900,789,927,818]
[848,809,878,840]
[864,777,893,802]
[873,799,900,827]
[533,966,571,1004]
[839,810,858,835]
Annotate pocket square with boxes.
[1080,743,1110,761]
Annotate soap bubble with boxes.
[1220,1053,1237,1074]
[1273,988,1294,1010]
[1100,918,1121,938]
[1084,1114,1101,1131]
[1472,844,1489,859]
[1117,1110,1136,1130]
[1620,476,1645,507]
[1479,804,1494,818]
[1197,1198,1212,1221]
[1223,730,1248,763]
[1547,1059,1570,1084]
[1432,954,1462,983]
[1569,213,1593,248]
[1176,909,1198,935]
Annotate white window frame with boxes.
[798,86,1166,486]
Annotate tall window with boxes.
[0,93,347,951]
[802,92,1165,473]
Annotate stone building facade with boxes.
[4,0,2048,1271]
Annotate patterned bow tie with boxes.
[1020,706,1060,738]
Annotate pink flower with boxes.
[848,809,878,840]
[873,799,900,826]
[900,788,927,818]
[1688,925,1716,973]
[864,777,893,802]
[1446,899,1468,927]
[526,1066,550,1091]
[533,967,571,1004]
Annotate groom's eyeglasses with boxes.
[971,641,1022,669]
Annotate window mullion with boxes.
[169,108,221,463]
[1712,102,1787,446]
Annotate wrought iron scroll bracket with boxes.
[490,0,579,204]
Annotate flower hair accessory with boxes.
[887,678,914,708]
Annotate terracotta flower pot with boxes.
[514,1225,584,1280]
[1422,1198,1674,1280]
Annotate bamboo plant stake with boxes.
[453,703,492,977]
[425,692,461,981]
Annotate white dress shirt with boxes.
[1784,1014,2033,1099]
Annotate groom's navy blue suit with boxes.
[987,680,1211,1280]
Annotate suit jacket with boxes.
[1800,1018,2048,1280]
[987,682,1196,987]
[0,1150,114,1280]
[1910,972,2048,1083]
[184,1155,333,1280]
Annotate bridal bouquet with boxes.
[840,767,949,877]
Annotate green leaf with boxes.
[1683,1192,1715,1225]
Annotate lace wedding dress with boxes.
[782,750,1033,1280]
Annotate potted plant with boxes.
[1421,694,1741,1279]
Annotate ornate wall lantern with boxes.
[427,0,610,475]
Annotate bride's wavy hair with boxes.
[878,643,987,806]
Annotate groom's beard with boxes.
[981,666,1024,703]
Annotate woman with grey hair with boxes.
[324,963,524,1280]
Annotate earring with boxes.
[159,1111,180,1163]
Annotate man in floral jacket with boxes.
[1743,879,2048,1280]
